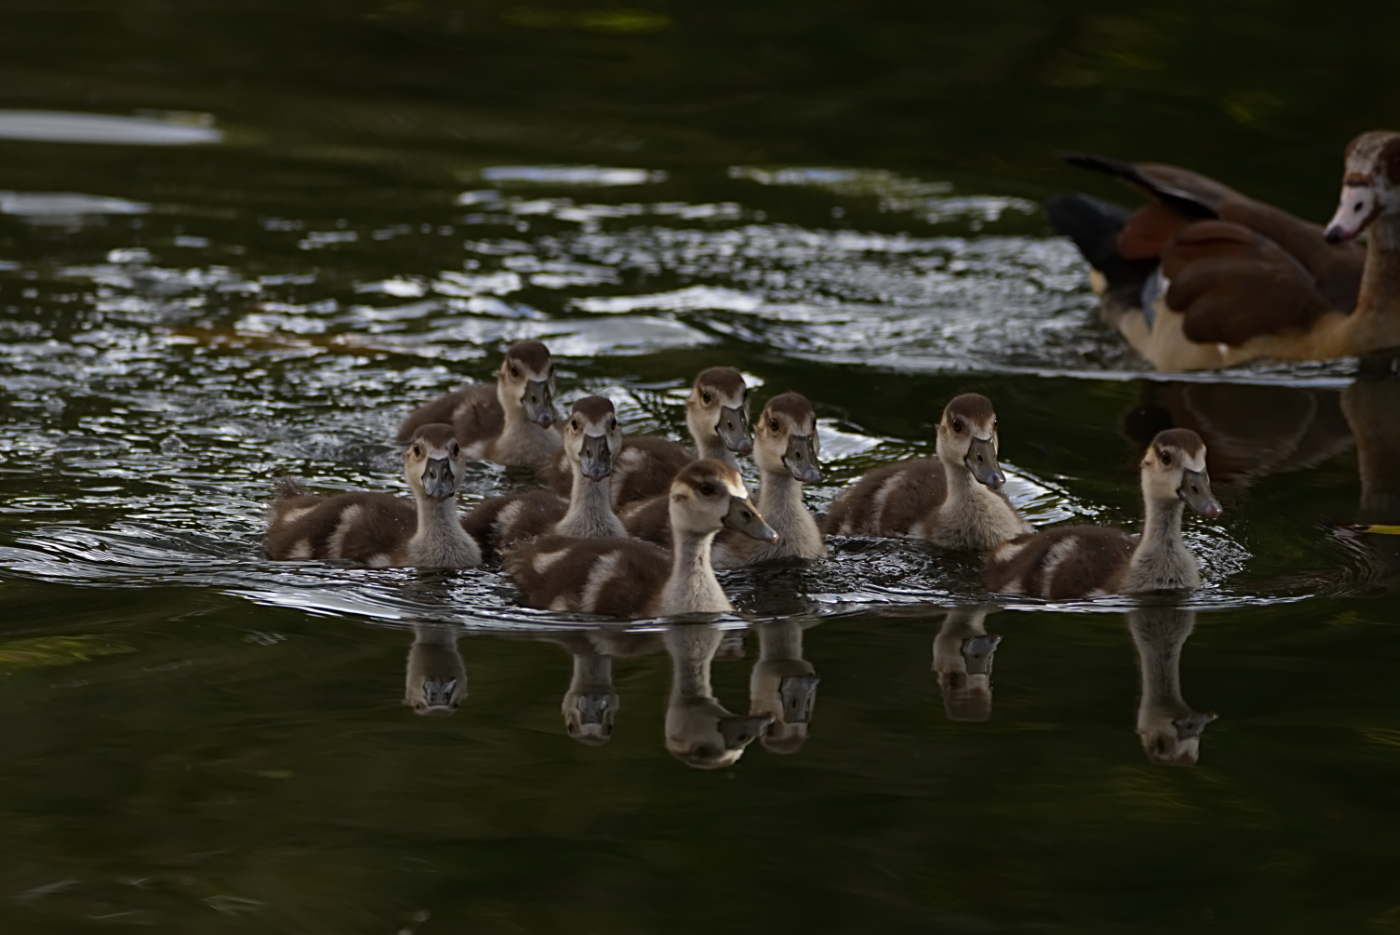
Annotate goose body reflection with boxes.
[1129,606,1216,766]
[265,423,482,568]
[933,608,1001,722]
[1049,131,1400,370]
[666,624,772,769]
[462,396,626,562]
[548,367,753,509]
[397,340,561,467]
[748,619,820,753]
[503,459,776,618]
[985,429,1221,598]
[824,393,1030,550]
[404,624,466,716]
[624,391,826,567]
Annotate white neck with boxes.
[659,520,730,615]
[932,456,1029,549]
[1122,493,1199,592]
[665,625,723,700]
[555,464,625,539]
[1348,213,1400,354]
[407,494,481,566]
[753,463,824,559]
[696,434,737,467]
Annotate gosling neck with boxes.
[410,492,480,565]
[696,432,738,468]
[665,624,723,701]
[1351,213,1400,353]
[1137,493,1185,555]
[556,463,624,538]
[661,520,730,615]
[756,460,807,528]
[1129,608,1195,718]
[570,651,614,693]
[757,618,804,661]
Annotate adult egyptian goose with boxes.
[503,459,776,618]
[542,367,753,508]
[664,624,773,770]
[1128,606,1217,767]
[397,340,561,467]
[460,395,626,562]
[266,423,482,568]
[1049,131,1400,370]
[932,607,1001,722]
[984,429,1221,598]
[823,393,1031,550]
[622,392,826,568]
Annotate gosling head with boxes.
[1325,130,1400,244]
[1139,710,1218,767]
[668,459,778,543]
[749,663,820,754]
[755,392,821,483]
[686,367,752,457]
[495,340,559,428]
[562,688,618,746]
[1142,429,1221,518]
[666,699,773,770]
[562,395,622,483]
[404,423,467,503]
[936,393,1005,490]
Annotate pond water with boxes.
[4,2,1400,932]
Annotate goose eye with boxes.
[608,417,617,430]
[450,442,460,457]
[992,420,998,430]
[769,418,779,431]
[699,482,715,496]
[570,419,579,430]
[1159,450,1172,465]
[701,391,712,405]
[509,365,520,378]
[412,444,423,457]
[952,419,963,433]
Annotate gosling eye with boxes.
[992,419,998,430]
[701,391,712,405]
[608,417,617,431]
[547,365,555,378]
[699,482,715,496]
[412,444,423,457]
[769,418,779,431]
[570,418,579,431]
[450,442,460,457]
[509,365,520,378]
[952,419,963,433]
[1159,449,1172,466]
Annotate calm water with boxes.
[4,2,1400,932]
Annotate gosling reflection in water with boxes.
[933,607,1001,722]
[404,624,466,716]
[748,620,820,753]
[1129,606,1216,766]
[535,629,664,745]
[665,625,772,769]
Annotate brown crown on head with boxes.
[504,340,552,372]
[943,393,997,426]
[673,458,744,494]
[694,367,747,398]
[1151,427,1206,458]
[1345,131,1400,184]
[570,395,615,422]
[409,423,460,451]
[762,391,814,426]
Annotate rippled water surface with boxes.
[5,2,1400,932]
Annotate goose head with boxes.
[496,340,559,427]
[1142,428,1222,517]
[750,661,820,754]
[667,697,773,769]
[562,687,618,746]
[686,367,753,456]
[755,391,822,483]
[936,393,1006,489]
[562,395,622,482]
[668,458,777,543]
[1325,130,1400,244]
[404,625,466,717]
[404,423,468,502]
[1139,710,1218,767]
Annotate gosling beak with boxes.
[578,433,612,482]
[1173,710,1218,740]
[574,691,614,726]
[783,433,822,483]
[960,634,1002,676]
[421,456,457,501]
[414,676,460,716]
[718,714,773,751]
[1324,183,1379,244]
[723,494,778,543]
[717,405,753,455]
[964,436,1006,490]
[1177,468,1222,519]
[523,379,557,427]
[778,674,821,724]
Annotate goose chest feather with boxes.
[460,395,626,562]
[504,459,777,619]
[823,393,1031,550]
[266,423,482,568]
[623,391,826,568]
[397,340,562,468]
[984,429,1222,599]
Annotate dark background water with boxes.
[3,2,1400,931]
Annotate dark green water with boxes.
[4,2,1400,931]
